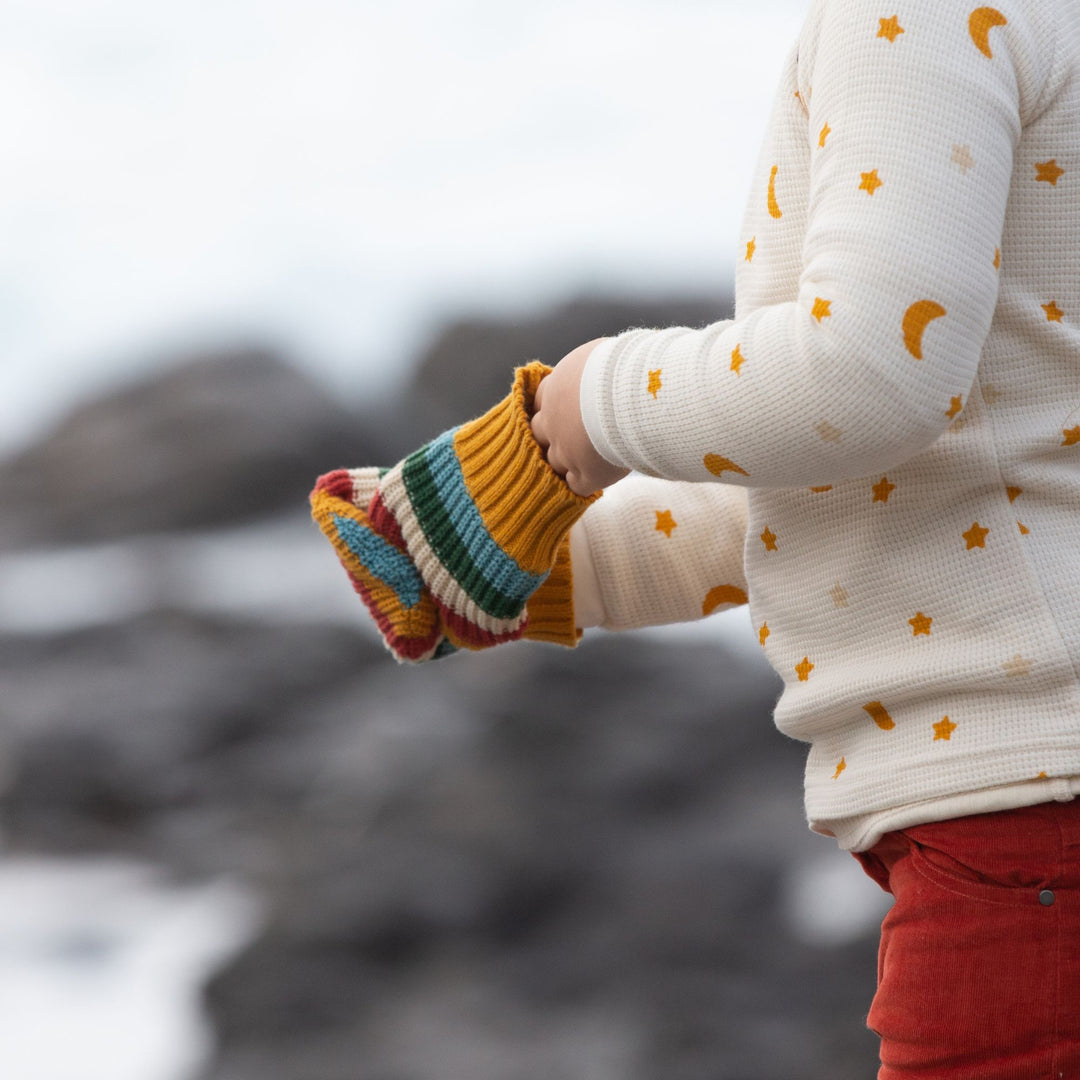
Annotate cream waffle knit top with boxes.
[570,0,1080,851]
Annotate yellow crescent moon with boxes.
[969,7,1008,58]
[704,453,750,478]
[702,585,749,616]
[767,165,783,219]
[902,300,947,359]
[863,701,896,731]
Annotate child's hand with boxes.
[530,339,630,496]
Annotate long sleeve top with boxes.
[569,0,1080,851]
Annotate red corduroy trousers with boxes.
[854,799,1080,1080]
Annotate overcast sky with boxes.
[0,0,809,452]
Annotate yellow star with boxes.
[952,144,975,174]
[877,15,904,42]
[816,420,843,443]
[909,611,933,636]
[1006,486,1022,503]
[745,236,756,262]
[933,716,957,741]
[760,527,778,552]
[1035,159,1065,185]
[946,395,964,419]
[811,297,832,322]
[647,369,663,398]
[1002,654,1033,677]
[993,247,1001,270]
[759,622,770,647]
[1018,520,1030,535]
[830,583,849,608]
[832,757,846,780]
[1063,426,1080,446]
[818,122,831,148]
[730,344,746,375]
[1035,771,1050,781]
[963,521,990,549]
[654,510,676,538]
[872,476,896,503]
[1043,301,1065,322]
[859,169,883,195]
[796,656,815,681]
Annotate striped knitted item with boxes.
[310,362,598,662]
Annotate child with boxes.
[314,1,1079,1075]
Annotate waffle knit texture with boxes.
[310,362,596,662]
[571,0,1080,850]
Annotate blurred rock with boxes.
[0,345,370,548]
[386,293,733,459]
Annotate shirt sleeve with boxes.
[569,474,749,631]
[579,0,1051,488]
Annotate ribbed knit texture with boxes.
[573,0,1080,850]
[310,363,596,662]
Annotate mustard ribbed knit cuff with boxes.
[523,533,582,646]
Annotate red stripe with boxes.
[438,600,524,650]
[348,569,441,662]
[367,491,409,553]
[312,469,355,501]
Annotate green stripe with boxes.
[401,442,529,621]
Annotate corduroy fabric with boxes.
[855,800,1080,1079]
[310,363,596,661]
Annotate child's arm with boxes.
[534,0,1052,491]
[567,474,750,632]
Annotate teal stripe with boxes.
[332,513,425,611]
[401,432,546,620]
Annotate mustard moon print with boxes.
[647,369,663,398]
[969,7,1007,58]
[909,612,933,636]
[1035,159,1065,185]
[902,300,947,359]
[703,454,750,478]
[832,757,847,780]
[811,297,832,322]
[767,165,783,219]
[654,510,677,537]
[859,169,883,195]
[702,585,749,615]
[963,521,990,548]
[1043,301,1064,322]
[877,15,904,42]
[933,716,957,741]
[863,701,896,731]
[796,657,815,681]
[730,345,746,375]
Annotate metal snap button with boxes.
[1039,889,1056,906]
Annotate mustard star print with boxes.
[1002,654,1033,677]
[933,717,957,741]
[946,396,964,419]
[981,384,1001,404]
[816,420,843,443]
[909,612,933,636]
[760,527,778,552]
[859,169,883,195]
[877,15,904,42]
[759,622,770,646]
[952,144,976,174]
[1018,520,1030,535]
[818,122,831,148]
[994,247,1001,270]
[647,369,663,398]
[1043,301,1065,322]
[1063,427,1080,446]
[872,476,896,503]
[963,521,990,549]
[1006,486,1022,502]
[1035,159,1065,185]
[809,486,833,493]
[654,510,676,538]
[745,237,756,262]
[830,583,849,608]
[863,702,896,731]
[796,656,815,681]
[730,345,746,375]
[832,757,847,780]
[811,297,832,322]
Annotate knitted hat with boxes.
[310,362,599,662]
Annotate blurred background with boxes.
[0,1,891,1077]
